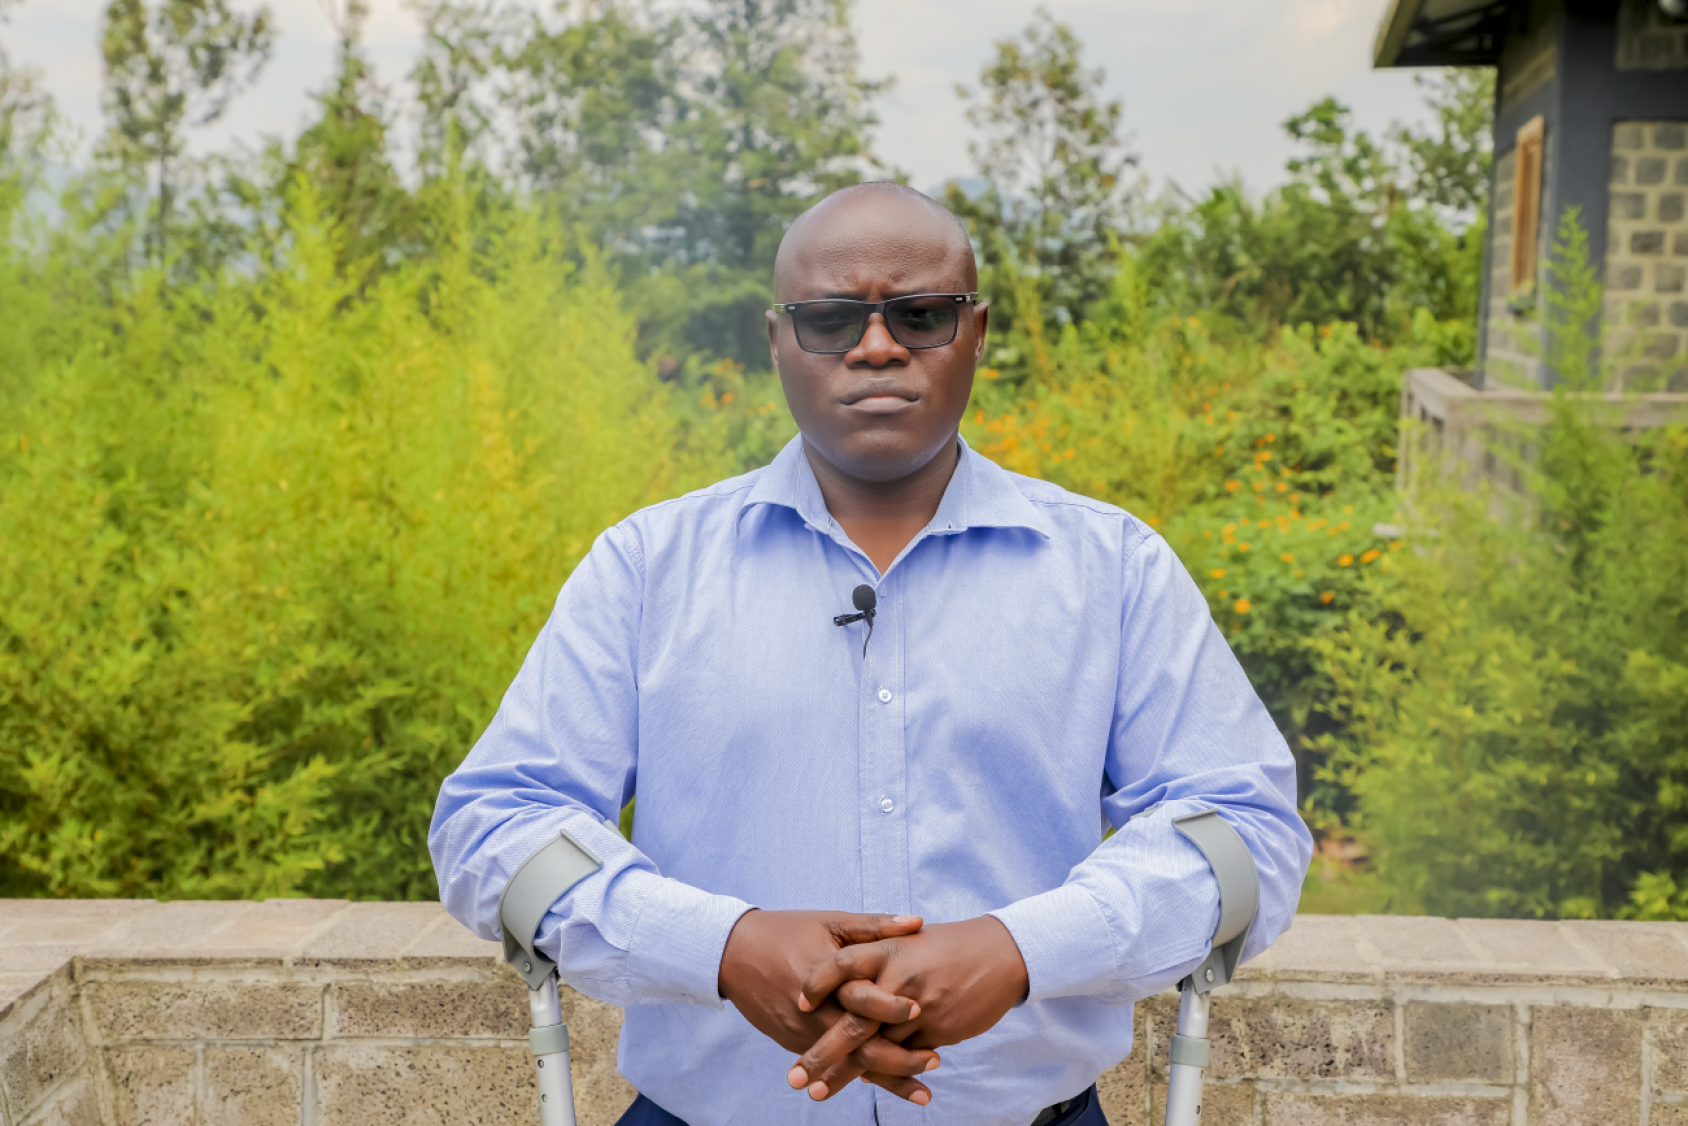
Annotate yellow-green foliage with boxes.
[0,180,731,900]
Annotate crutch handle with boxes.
[499,830,603,1126]
[1163,810,1260,1126]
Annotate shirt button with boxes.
[877,688,893,704]
[879,797,895,814]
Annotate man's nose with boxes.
[848,313,909,367]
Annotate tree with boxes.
[277,0,418,283]
[99,0,274,268]
[1391,69,1494,230]
[945,8,1140,378]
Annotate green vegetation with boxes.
[1,2,1684,918]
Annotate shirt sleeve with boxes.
[989,528,1313,1006]
[428,522,755,1010]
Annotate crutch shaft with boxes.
[529,974,577,1126]
[1163,984,1211,1126]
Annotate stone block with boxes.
[203,1046,303,1126]
[1614,264,1646,291]
[1244,916,1376,982]
[1617,123,1646,151]
[1529,1006,1641,1124]
[567,994,636,1124]
[1678,232,1688,256]
[1671,301,1688,328]
[85,981,322,1042]
[297,902,446,966]
[85,899,347,965]
[1155,994,1394,1082]
[1660,264,1687,293]
[1263,1092,1509,1125]
[1457,919,1606,977]
[0,986,86,1119]
[1646,333,1681,359]
[331,981,529,1039]
[0,901,152,949]
[1652,1010,1688,1093]
[1637,231,1669,256]
[312,1044,540,1126]
[1663,193,1686,223]
[1096,1051,1147,1126]
[1579,919,1684,983]
[17,1069,101,1126]
[1655,1102,1688,1126]
[1613,156,1629,184]
[1615,192,1649,220]
[1679,158,1688,186]
[1357,915,1487,974]
[399,916,504,964]
[0,975,54,1025]
[1658,124,1688,151]
[1641,158,1670,186]
[1403,1002,1512,1083]
[105,1046,195,1126]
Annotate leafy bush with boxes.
[0,179,733,899]
[1308,215,1688,918]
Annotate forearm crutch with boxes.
[1163,811,1259,1126]
[500,831,604,1126]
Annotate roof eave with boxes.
[1373,0,1426,67]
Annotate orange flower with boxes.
[1234,599,1252,614]
[1320,591,1335,603]
[1211,568,1227,578]
[1238,543,1251,552]
[1338,554,1354,567]
[1360,548,1381,564]
[1280,552,1294,562]
[1225,480,1241,491]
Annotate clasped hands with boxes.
[718,909,1029,1107]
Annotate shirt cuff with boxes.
[989,882,1119,1004]
[626,870,755,1009]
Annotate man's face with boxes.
[766,194,988,485]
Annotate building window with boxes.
[1510,115,1545,295]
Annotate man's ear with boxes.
[766,309,781,371]
[971,302,991,365]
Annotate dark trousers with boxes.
[615,1084,1107,1126]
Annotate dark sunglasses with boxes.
[770,292,981,354]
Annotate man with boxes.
[430,183,1311,1126]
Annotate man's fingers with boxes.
[851,1034,938,1078]
[788,1010,880,1098]
[834,979,919,1024]
[798,944,888,1012]
[827,913,922,946]
[862,1071,933,1106]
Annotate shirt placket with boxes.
[854,566,912,921]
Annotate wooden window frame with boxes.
[1510,115,1545,295]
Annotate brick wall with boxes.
[1617,0,1688,71]
[1608,121,1688,390]
[9,902,1688,1125]
[1484,147,1548,390]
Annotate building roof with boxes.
[1374,0,1512,66]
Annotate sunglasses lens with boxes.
[886,296,960,349]
[791,302,870,353]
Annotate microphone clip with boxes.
[833,584,878,656]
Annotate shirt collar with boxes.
[740,433,1052,539]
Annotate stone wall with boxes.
[9,902,1688,1125]
[1608,121,1688,390]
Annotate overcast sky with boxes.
[5,0,1438,196]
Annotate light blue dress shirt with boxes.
[430,435,1311,1126]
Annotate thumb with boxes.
[828,913,923,946]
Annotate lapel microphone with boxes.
[833,584,877,656]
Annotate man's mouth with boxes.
[842,381,918,412]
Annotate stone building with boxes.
[1375,0,1688,489]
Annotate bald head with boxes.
[773,183,976,303]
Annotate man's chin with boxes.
[807,430,958,486]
